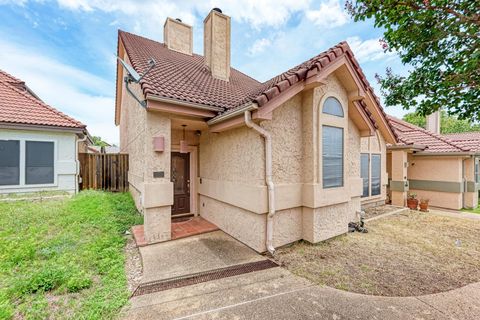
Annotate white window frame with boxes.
[360,153,382,198]
[322,125,344,188]
[360,153,369,198]
[319,94,346,190]
[0,138,57,189]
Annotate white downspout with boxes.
[75,133,88,194]
[244,111,276,255]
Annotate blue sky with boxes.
[0,0,409,144]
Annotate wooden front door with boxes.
[171,152,190,215]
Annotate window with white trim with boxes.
[322,125,344,188]
[360,153,369,197]
[323,97,344,117]
[371,154,381,196]
[360,153,381,197]
[0,140,55,186]
[0,140,20,186]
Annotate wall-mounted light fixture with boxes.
[153,136,165,152]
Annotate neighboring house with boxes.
[115,9,397,253]
[386,113,480,210]
[0,69,88,195]
[87,145,120,154]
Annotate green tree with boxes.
[91,136,109,147]
[402,110,480,133]
[346,1,480,121]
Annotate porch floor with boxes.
[132,216,219,247]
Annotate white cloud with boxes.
[346,36,396,63]
[52,0,311,30]
[0,38,118,144]
[247,38,271,56]
[209,0,311,28]
[306,0,348,28]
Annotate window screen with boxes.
[0,140,20,186]
[371,154,381,196]
[26,141,54,185]
[322,126,343,188]
[322,97,344,117]
[361,154,369,197]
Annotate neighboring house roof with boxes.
[116,31,396,142]
[0,69,85,130]
[387,116,475,153]
[443,132,480,152]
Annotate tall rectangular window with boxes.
[0,140,20,186]
[360,153,369,197]
[475,159,479,183]
[371,154,381,196]
[322,126,343,188]
[26,141,54,185]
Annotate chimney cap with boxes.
[212,7,222,13]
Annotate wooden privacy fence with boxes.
[79,153,129,192]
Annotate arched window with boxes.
[322,97,344,117]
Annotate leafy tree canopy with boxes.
[346,0,480,121]
[403,110,480,133]
[92,136,110,147]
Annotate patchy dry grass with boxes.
[276,210,480,297]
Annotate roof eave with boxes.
[0,122,86,133]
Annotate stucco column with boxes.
[390,150,409,207]
[143,112,173,243]
[464,157,478,209]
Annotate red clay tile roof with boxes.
[387,116,474,153]
[443,132,480,152]
[119,31,261,110]
[118,30,395,139]
[0,69,85,129]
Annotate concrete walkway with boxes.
[123,230,480,320]
[429,208,480,221]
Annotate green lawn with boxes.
[462,201,480,214]
[0,191,143,319]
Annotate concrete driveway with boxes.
[122,230,480,320]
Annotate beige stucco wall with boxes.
[119,57,173,243]
[198,74,371,252]
[408,155,463,209]
[164,18,193,55]
[204,10,230,81]
[387,152,476,210]
[464,157,478,209]
[200,126,264,184]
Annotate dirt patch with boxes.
[275,210,480,297]
[363,205,402,220]
[125,235,143,293]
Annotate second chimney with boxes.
[164,17,193,55]
[204,8,231,81]
[426,110,441,134]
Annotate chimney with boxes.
[426,110,440,134]
[163,17,193,55]
[204,8,231,81]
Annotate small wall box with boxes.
[153,136,165,152]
